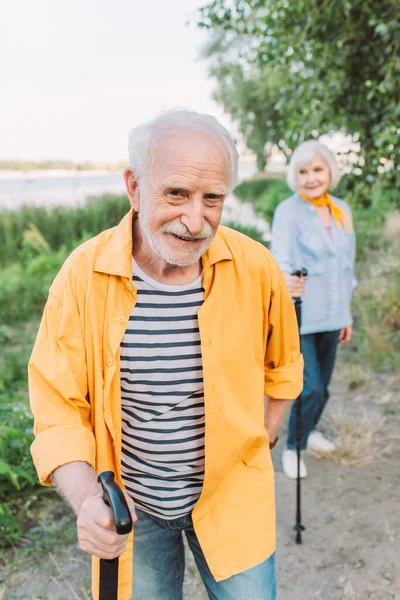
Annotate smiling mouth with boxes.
[170,233,204,242]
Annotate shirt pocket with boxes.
[297,233,325,275]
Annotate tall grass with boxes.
[0,194,130,268]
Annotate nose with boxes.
[306,171,316,184]
[181,202,205,235]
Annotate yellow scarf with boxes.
[299,192,353,233]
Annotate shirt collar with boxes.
[94,209,233,277]
[295,192,315,211]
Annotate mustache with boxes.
[161,219,213,240]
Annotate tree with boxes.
[197,0,400,205]
[202,30,288,170]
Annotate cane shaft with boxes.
[291,269,307,544]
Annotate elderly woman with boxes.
[271,140,356,479]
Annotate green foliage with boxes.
[197,0,400,206]
[345,180,398,259]
[0,348,30,394]
[0,194,132,323]
[353,236,400,371]
[0,392,38,543]
[201,30,288,170]
[0,502,21,545]
[0,249,69,323]
[0,194,130,268]
[0,324,40,545]
[0,325,14,345]
[0,410,36,495]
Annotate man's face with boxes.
[297,155,331,199]
[132,131,229,267]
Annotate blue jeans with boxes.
[131,509,276,600]
[286,330,340,450]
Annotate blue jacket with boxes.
[271,193,356,335]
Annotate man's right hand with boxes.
[77,491,137,560]
[283,272,307,298]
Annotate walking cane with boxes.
[98,471,133,600]
[291,268,307,544]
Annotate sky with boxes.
[0,0,230,162]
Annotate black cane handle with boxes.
[291,268,308,317]
[291,268,308,278]
[98,471,133,535]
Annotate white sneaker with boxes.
[282,449,307,479]
[307,431,335,453]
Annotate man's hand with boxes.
[77,491,137,559]
[283,272,307,299]
[51,462,137,559]
[264,396,292,448]
[339,325,352,344]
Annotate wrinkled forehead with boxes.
[151,130,230,181]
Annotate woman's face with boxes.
[297,155,331,199]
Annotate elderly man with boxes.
[29,109,303,600]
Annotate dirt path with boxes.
[1,348,399,599]
[274,358,400,600]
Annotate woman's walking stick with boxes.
[292,268,307,544]
[98,471,133,600]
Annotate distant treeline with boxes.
[0,160,126,172]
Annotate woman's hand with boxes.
[339,325,352,344]
[283,272,307,298]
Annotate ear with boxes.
[124,168,140,211]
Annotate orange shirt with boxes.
[29,209,303,600]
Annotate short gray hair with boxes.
[286,140,341,192]
[128,108,239,191]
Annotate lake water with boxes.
[0,169,270,241]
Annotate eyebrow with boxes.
[163,183,228,195]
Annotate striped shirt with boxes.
[120,258,205,519]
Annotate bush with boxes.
[0,323,40,545]
[0,392,38,545]
[0,249,69,324]
[0,394,36,496]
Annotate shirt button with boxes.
[107,358,113,366]
[118,316,125,323]
[127,284,133,291]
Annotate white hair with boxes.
[127,108,239,191]
[286,140,342,192]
